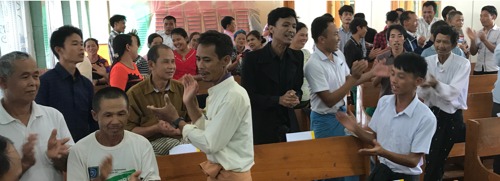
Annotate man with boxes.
[126,44,197,155]
[417,25,470,181]
[0,51,73,181]
[157,15,176,50]
[36,25,96,142]
[401,11,430,54]
[108,14,126,62]
[338,5,366,55]
[148,30,254,180]
[0,135,22,180]
[421,20,466,58]
[373,10,400,50]
[67,87,160,181]
[467,5,500,75]
[442,6,456,20]
[221,16,236,44]
[344,17,368,68]
[241,7,303,144]
[417,1,439,41]
[447,11,469,57]
[337,53,437,181]
[354,13,377,44]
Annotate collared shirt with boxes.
[223,29,235,45]
[157,30,175,50]
[421,44,466,58]
[373,28,388,49]
[305,46,350,114]
[339,26,367,55]
[369,95,437,175]
[0,101,75,181]
[173,49,197,80]
[183,76,254,172]
[417,17,439,40]
[126,75,196,141]
[417,54,470,114]
[344,36,365,69]
[474,25,500,72]
[36,63,96,142]
[108,30,120,63]
[492,44,500,103]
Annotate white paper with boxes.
[168,144,199,155]
[286,131,315,142]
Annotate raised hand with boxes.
[147,94,180,123]
[351,60,368,79]
[21,134,37,171]
[358,139,383,156]
[371,58,390,77]
[420,74,438,88]
[466,27,476,41]
[157,120,181,136]
[46,129,71,160]
[99,155,113,180]
[335,111,358,132]
[92,63,107,77]
[182,74,199,105]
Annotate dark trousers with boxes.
[491,102,500,174]
[368,163,419,181]
[473,70,498,75]
[424,107,464,181]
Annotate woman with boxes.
[142,33,164,62]
[84,38,110,85]
[246,30,266,51]
[290,22,310,131]
[228,29,249,75]
[188,32,200,50]
[172,28,197,80]
[109,33,144,91]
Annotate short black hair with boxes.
[0,135,13,178]
[163,15,177,23]
[386,10,399,23]
[433,24,459,46]
[198,30,233,60]
[322,13,334,20]
[393,52,428,79]
[171,28,188,39]
[246,30,266,44]
[147,33,163,47]
[386,24,406,42]
[221,16,235,29]
[442,6,456,19]
[188,32,200,44]
[147,44,172,63]
[338,5,354,16]
[127,30,141,47]
[267,7,297,27]
[354,13,365,19]
[447,11,463,22]
[430,20,449,36]
[234,29,247,39]
[111,34,132,63]
[400,11,416,25]
[482,5,498,17]
[50,25,83,59]
[92,87,129,112]
[311,16,334,43]
[422,1,437,13]
[349,18,367,34]
[109,14,126,28]
[84,38,98,47]
[395,8,405,13]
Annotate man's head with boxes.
[196,30,233,83]
[338,5,354,26]
[434,25,459,56]
[109,15,126,33]
[148,44,175,81]
[50,25,84,63]
[386,25,406,51]
[430,20,449,41]
[422,1,437,23]
[442,6,456,20]
[395,8,405,16]
[322,13,334,20]
[447,11,464,29]
[391,53,427,95]
[147,33,163,48]
[0,52,40,104]
[386,10,400,26]
[221,16,236,32]
[0,135,21,181]
[92,87,129,137]
[349,18,368,38]
[480,6,497,27]
[312,16,338,53]
[267,7,298,45]
[163,16,176,35]
[400,11,418,33]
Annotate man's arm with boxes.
[360,139,424,168]
[466,28,479,55]
[336,111,376,144]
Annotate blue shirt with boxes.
[36,63,97,142]
[420,45,466,58]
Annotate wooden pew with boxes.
[463,92,493,121]
[361,82,380,108]
[157,137,371,181]
[468,74,497,94]
[470,63,475,75]
[464,117,500,180]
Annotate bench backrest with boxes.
[464,117,500,180]
[468,74,497,94]
[463,92,493,121]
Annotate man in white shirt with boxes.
[157,15,176,50]
[221,16,236,45]
[149,30,253,180]
[0,51,74,181]
[67,87,160,181]
[401,11,429,54]
[417,25,470,181]
[467,5,500,74]
[337,53,437,181]
[417,1,439,41]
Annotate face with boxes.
[480,10,496,27]
[149,48,176,80]
[341,12,353,26]
[172,34,188,51]
[196,44,230,83]
[291,27,308,49]
[149,37,163,48]
[114,20,126,33]
[84,40,99,56]
[92,97,128,137]
[228,20,237,32]
[422,6,435,23]
[389,29,404,50]
[405,14,418,33]
[190,34,200,50]
[319,22,340,53]
[56,33,84,64]
[434,33,454,56]
[128,36,139,59]
[235,33,246,47]
[163,19,176,34]
[269,16,297,45]
[390,66,422,95]
[0,143,22,181]
[246,34,263,51]
[450,15,464,28]
[357,26,368,38]
[0,58,39,103]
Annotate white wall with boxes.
[295,0,327,52]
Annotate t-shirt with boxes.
[109,62,144,92]
[173,48,197,80]
[67,130,160,181]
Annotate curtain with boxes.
[0,1,32,56]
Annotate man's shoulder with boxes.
[125,130,152,146]
[127,79,148,95]
[72,132,96,150]
[413,101,436,122]
[40,68,58,80]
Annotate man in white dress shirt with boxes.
[157,15,176,50]
[417,25,470,181]
[149,30,253,181]
[417,1,439,41]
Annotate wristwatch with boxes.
[172,117,185,129]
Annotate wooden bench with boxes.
[463,92,493,121]
[468,74,496,94]
[156,137,370,181]
[464,117,500,180]
[361,82,380,108]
